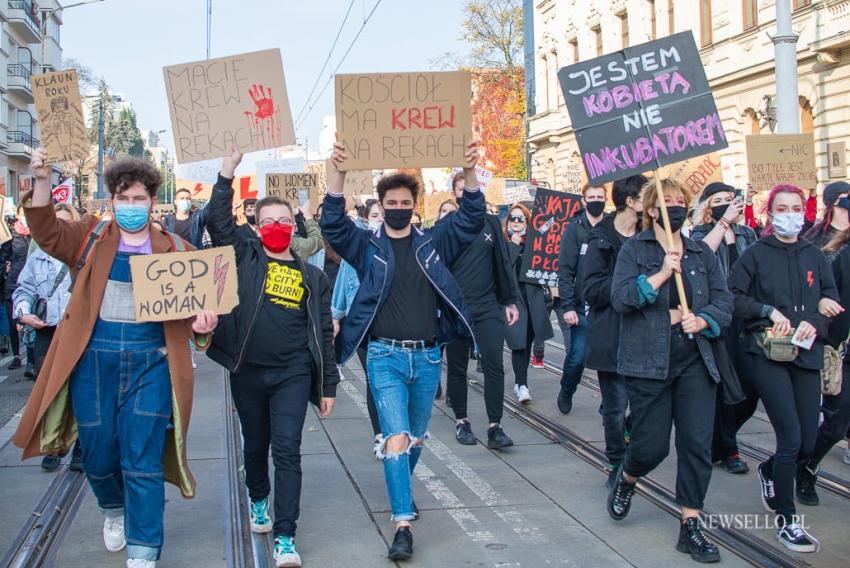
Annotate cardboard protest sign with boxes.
[424,191,454,221]
[662,152,723,196]
[180,175,258,202]
[31,69,88,165]
[335,71,472,170]
[447,165,494,190]
[342,168,374,197]
[164,49,295,163]
[746,133,817,192]
[265,173,321,206]
[485,177,506,207]
[130,246,239,322]
[558,31,728,185]
[257,157,305,195]
[0,196,12,245]
[519,188,583,287]
[305,161,328,194]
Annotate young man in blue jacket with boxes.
[322,140,484,561]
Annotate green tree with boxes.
[463,0,523,68]
[87,79,115,145]
[108,107,145,157]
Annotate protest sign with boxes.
[130,246,239,322]
[558,31,728,185]
[0,196,11,245]
[257,157,305,195]
[447,165,493,190]
[305,161,328,194]
[180,175,258,202]
[746,133,816,192]
[519,188,583,287]
[342,168,374,197]
[424,191,454,221]
[485,177,506,207]
[662,152,723,196]
[265,173,321,206]
[503,184,536,205]
[164,49,295,163]
[51,178,74,204]
[31,69,88,165]
[335,71,472,170]
[561,157,586,193]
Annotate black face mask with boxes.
[384,208,414,230]
[246,214,256,226]
[657,206,687,233]
[586,201,605,217]
[710,204,729,222]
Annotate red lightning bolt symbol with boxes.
[214,254,230,305]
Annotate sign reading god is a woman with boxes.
[558,31,728,185]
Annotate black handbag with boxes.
[712,339,746,405]
[32,265,69,322]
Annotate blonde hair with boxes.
[54,202,81,221]
[642,178,690,230]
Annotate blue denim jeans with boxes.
[70,318,170,561]
[366,341,441,522]
[560,312,587,397]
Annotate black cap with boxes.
[699,182,736,203]
[823,181,850,206]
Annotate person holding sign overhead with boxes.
[608,178,732,564]
[205,148,338,568]
[323,138,484,562]
[12,149,219,568]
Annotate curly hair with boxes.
[376,173,419,203]
[104,158,162,197]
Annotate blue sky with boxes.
[61,0,469,159]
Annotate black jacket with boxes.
[448,214,518,321]
[690,222,758,280]
[205,175,338,405]
[827,244,850,349]
[3,229,30,301]
[581,216,625,373]
[557,211,594,312]
[505,240,554,349]
[728,235,839,370]
[611,231,733,381]
[161,207,209,250]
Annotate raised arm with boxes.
[206,148,244,249]
[290,199,324,259]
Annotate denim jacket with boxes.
[331,260,360,320]
[690,222,758,279]
[611,230,733,381]
[12,248,71,327]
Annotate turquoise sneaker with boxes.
[249,498,272,534]
[273,536,302,567]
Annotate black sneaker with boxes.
[757,461,778,512]
[455,421,476,446]
[606,465,620,491]
[777,521,820,553]
[0,336,9,355]
[721,454,749,475]
[676,517,720,563]
[24,362,34,379]
[796,463,819,506]
[435,383,443,400]
[41,455,61,472]
[487,424,514,450]
[70,443,83,472]
[556,390,573,415]
[7,356,22,370]
[387,526,413,560]
[607,467,636,521]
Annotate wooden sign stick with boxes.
[653,172,689,315]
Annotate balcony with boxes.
[6,130,38,157]
[7,1,42,43]
[6,64,33,102]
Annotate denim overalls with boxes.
[70,252,171,562]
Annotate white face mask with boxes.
[772,212,805,238]
[368,220,382,232]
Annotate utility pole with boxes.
[206,0,212,59]
[96,98,105,199]
[773,0,800,134]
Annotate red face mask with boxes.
[258,222,293,253]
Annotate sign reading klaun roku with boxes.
[558,31,727,185]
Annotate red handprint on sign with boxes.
[244,84,282,147]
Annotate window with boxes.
[668,0,675,34]
[700,0,712,46]
[541,55,550,111]
[43,13,61,42]
[800,99,814,134]
[569,38,579,63]
[743,0,758,30]
[619,12,629,48]
[793,0,811,9]
[1,99,9,127]
[593,26,603,56]
[648,0,657,40]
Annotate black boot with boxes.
[487,424,514,450]
[387,526,413,560]
[7,356,22,370]
[556,389,573,415]
[607,467,636,521]
[676,517,720,563]
[796,462,819,506]
[24,361,34,379]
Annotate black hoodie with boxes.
[728,235,839,369]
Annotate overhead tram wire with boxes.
[294,0,384,133]
[293,0,357,126]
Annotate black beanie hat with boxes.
[699,182,736,203]
[823,181,850,206]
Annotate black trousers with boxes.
[740,352,820,520]
[597,370,628,467]
[811,361,850,466]
[711,334,760,460]
[230,363,311,537]
[33,326,57,376]
[511,320,535,387]
[360,347,382,436]
[624,349,716,510]
[446,314,506,425]
[4,299,19,357]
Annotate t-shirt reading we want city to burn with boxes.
[244,259,310,368]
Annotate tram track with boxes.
[537,341,850,501]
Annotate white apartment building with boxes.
[527,0,850,193]
[0,0,64,201]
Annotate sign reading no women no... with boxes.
[558,31,728,185]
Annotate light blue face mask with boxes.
[114,204,151,232]
[177,200,192,213]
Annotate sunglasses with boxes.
[508,215,525,223]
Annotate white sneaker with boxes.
[843,446,850,465]
[103,514,126,552]
[274,536,302,567]
[249,497,273,533]
[127,560,156,568]
[515,385,532,404]
[191,355,198,370]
